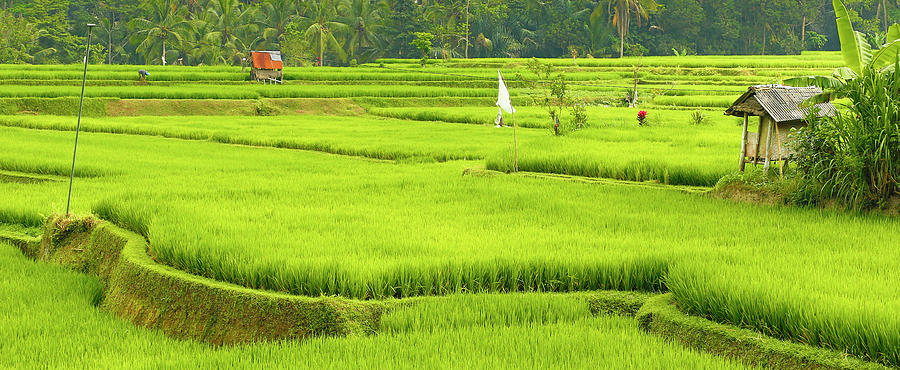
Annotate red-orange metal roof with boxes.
[251,51,282,69]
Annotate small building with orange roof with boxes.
[250,51,283,84]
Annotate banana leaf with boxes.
[833,0,872,74]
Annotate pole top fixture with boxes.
[87,23,97,27]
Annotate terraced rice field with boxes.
[2,52,898,368]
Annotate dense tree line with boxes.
[0,0,897,65]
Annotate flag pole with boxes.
[66,23,96,216]
[513,111,518,172]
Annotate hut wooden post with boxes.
[763,118,774,172]
[739,113,749,171]
[775,121,784,178]
[754,117,764,164]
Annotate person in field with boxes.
[138,69,150,83]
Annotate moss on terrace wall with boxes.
[16,215,384,346]
[636,294,885,370]
[0,231,39,259]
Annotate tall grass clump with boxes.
[92,199,151,238]
[651,95,735,108]
[0,207,44,228]
[792,65,900,209]
[669,259,900,367]
[381,293,593,333]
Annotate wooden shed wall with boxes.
[251,69,283,81]
[746,116,805,161]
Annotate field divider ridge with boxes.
[636,294,885,370]
[12,215,384,346]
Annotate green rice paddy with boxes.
[0,241,751,368]
[1,52,897,367]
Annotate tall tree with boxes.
[339,0,383,62]
[296,0,347,66]
[0,9,50,63]
[596,0,658,57]
[382,0,421,58]
[260,0,302,49]
[199,0,261,65]
[651,0,703,54]
[877,0,899,33]
[130,0,189,65]
[24,0,81,62]
[538,0,590,57]
[93,0,137,64]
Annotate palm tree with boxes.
[95,17,124,65]
[200,0,262,65]
[595,0,658,58]
[130,0,190,65]
[422,0,470,58]
[186,14,225,65]
[339,0,383,62]
[297,0,348,66]
[260,0,303,49]
[92,1,134,65]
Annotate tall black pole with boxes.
[66,24,96,216]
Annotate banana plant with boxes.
[786,0,900,103]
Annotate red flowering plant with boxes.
[637,110,648,126]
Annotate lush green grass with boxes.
[0,70,249,82]
[368,106,740,186]
[369,105,734,128]
[0,241,754,368]
[0,108,741,187]
[651,95,737,108]
[0,114,541,161]
[0,222,41,237]
[2,53,898,367]
[2,125,899,365]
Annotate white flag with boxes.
[496,71,515,114]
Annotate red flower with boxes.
[637,110,648,125]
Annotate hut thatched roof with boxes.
[725,85,837,123]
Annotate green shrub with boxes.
[689,110,706,125]
[255,100,280,116]
[792,66,900,209]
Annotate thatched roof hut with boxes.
[725,85,837,172]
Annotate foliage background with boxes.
[1,0,898,65]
